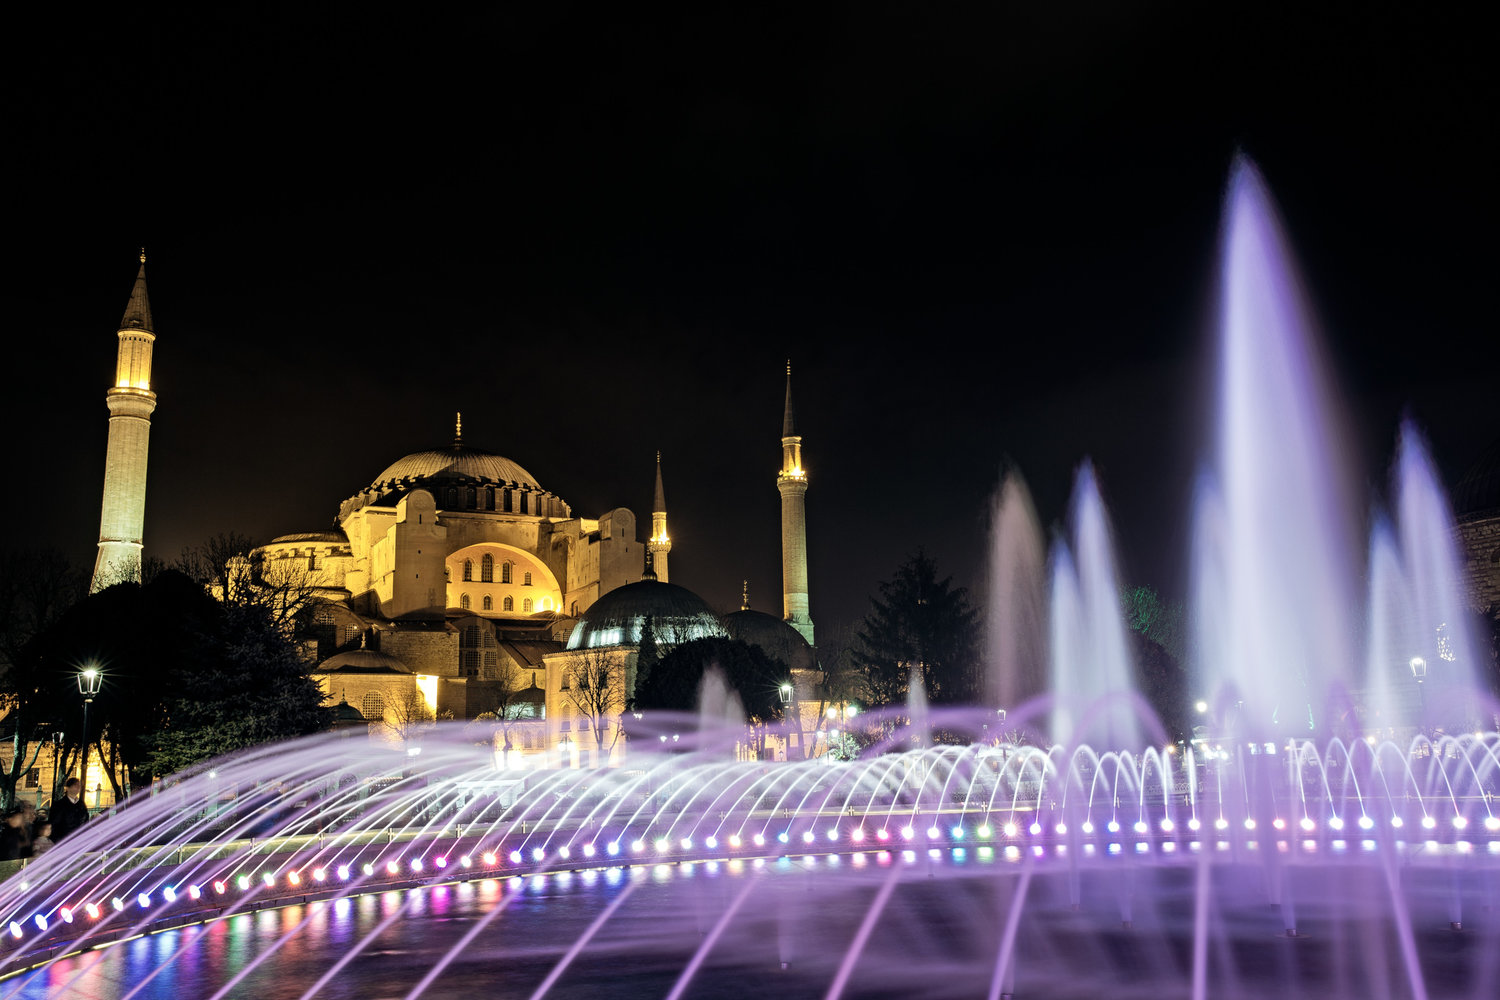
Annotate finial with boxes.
[786,358,791,378]
[139,247,147,264]
[455,412,463,446]
[359,632,367,649]
[742,580,750,611]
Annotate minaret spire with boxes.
[648,451,672,583]
[454,412,463,447]
[92,255,160,591]
[741,580,750,612]
[777,361,814,645]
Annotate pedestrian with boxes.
[50,777,91,842]
[0,809,29,860]
[30,821,54,856]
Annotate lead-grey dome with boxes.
[566,580,727,650]
[721,609,816,673]
[1453,438,1500,520]
[317,648,410,674]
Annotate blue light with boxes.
[510,851,523,864]
[950,826,964,839]
[163,886,177,902]
[777,832,790,844]
[138,893,152,908]
[531,848,545,862]
[33,914,47,931]
[336,866,351,880]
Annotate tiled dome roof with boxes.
[371,447,542,492]
[566,580,726,650]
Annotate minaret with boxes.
[647,452,671,583]
[777,361,814,645]
[91,252,158,591]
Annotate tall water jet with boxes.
[985,470,1049,717]
[1049,462,1140,750]
[1204,156,1358,739]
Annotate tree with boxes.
[0,548,84,808]
[177,532,320,631]
[144,602,332,774]
[380,687,448,745]
[562,648,628,758]
[1121,585,1187,664]
[633,615,660,704]
[853,551,981,707]
[634,637,788,723]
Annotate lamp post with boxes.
[1409,656,1427,733]
[50,731,64,805]
[778,682,794,761]
[77,667,102,801]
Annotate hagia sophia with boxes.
[90,260,828,768]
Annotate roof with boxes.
[653,453,667,512]
[270,531,348,544]
[119,260,153,333]
[371,446,542,492]
[1453,438,1500,520]
[317,648,411,674]
[565,579,726,650]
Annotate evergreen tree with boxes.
[853,551,980,706]
[634,637,787,724]
[633,614,660,704]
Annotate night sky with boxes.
[10,5,1496,640]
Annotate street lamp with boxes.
[558,736,574,768]
[77,667,102,801]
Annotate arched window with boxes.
[501,562,512,584]
[523,597,533,613]
[361,692,385,720]
[482,595,493,611]
[460,624,482,677]
[466,486,477,508]
[463,559,473,582]
[523,571,532,586]
[504,595,514,611]
[481,554,493,582]
[485,487,495,510]
[460,593,471,610]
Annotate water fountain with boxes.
[3,157,1496,998]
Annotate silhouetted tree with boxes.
[854,551,981,707]
[633,615,660,704]
[633,637,787,724]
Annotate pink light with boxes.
[876,829,890,841]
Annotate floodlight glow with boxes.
[607,841,621,856]
[1081,821,1095,834]
[683,837,696,849]
[8,922,20,939]
[1055,823,1067,835]
[1270,818,1284,831]
[138,893,151,908]
[1004,823,1018,837]
[1028,822,1042,835]
[410,859,424,872]
[951,826,964,839]
[235,877,250,891]
[61,907,73,923]
[1485,816,1500,832]
[288,871,302,885]
[1106,820,1120,834]
[313,868,327,881]
[901,826,915,841]
[460,856,472,867]
[1187,818,1201,832]
[1452,817,1468,830]
[827,829,839,841]
[1133,821,1148,834]
[1160,819,1175,832]
[385,861,400,875]
[533,848,546,862]
[657,838,672,852]
[113,897,126,911]
[492,852,507,865]
[361,864,375,877]
[188,885,202,899]
[434,857,448,869]
[582,843,596,857]
[557,846,570,859]
[1358,816,1374,830]
[876,829,890,841]
[1243,818,1256,831]
[752,834,766,847]
[163,886,177,901]
[1422,816,1437,830]
[633,840,647,853]
[727,834,741,848]
[1328,817,1344,831]
[928,827,942,839]
[704,836,718,849]
[1391,816,1404,829]
[852,828,866,842]
[977,824,991,838]
[776,832,789,844]
[336,866,350,880]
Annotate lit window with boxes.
[482,595,493,611]
[502,563,512,584]
[481,554,493,583]
[361,692,385,720]
[463,560,473,582]
[460,594,471,610]
[504,595,514,611]
[523,598,533,613]
[524,571,532,586]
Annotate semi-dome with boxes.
[1452,438,1500,520]
[372,446,542,492]
[269,530,348,544]
[721,609,817,673]
[317,647,411,674]
[566,579,727,650]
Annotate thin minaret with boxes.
[92,251,158,591]
[648,451,671,583]
[777,361,814,645]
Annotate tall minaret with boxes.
[777,361,814,645]
[91,252,158,591]
[647,451,671,583]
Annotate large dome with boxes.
[566,579,727,650]
[371,446,542,492]
[1452,438,1500,520]
[721,609,816,673]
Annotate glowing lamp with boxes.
[313,868,327,882]
[1358,816,1374,830]
[656,838,672,853]
[1081,821,1095,834]
[1452,817,1468,830]
[928,827,942,840]
[33,915,47,931]
[336,867,351,880]
[852,828,866,842]
[361,864,375,877]
[901,826,915,841]
[704,836,718,849]
[113,897,126,911]
[1187,818,1201,832]
[607,842,622,856]
[1391,817,1404,829]
[138,893,152,908]
[532,848,546,862]
[582,843,596,857]
[61,907,73,923]
[950,826,965,839]
[802,831,815,844]
[557,846,570,859]
[1485,816,1500,832]
[409,859,423,872]
[1422,816,1437,830]
[163,886,177,901]
[8,922,20,939]
[1160,819,1175,833]
[776,832,789,844]
[263,872,277,886]
[85,903,100,919]
[1133,821,1148,835]
[213,881,227,895]
[288,871,302,885]
[188,885,203,899]
[460,856,473,867]
[876,829,890,841]
[1055,823,1068,835]
[684,838,696,849]
[1028,822,1042,836]
[385,861,400,875]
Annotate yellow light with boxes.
[415,674,438,710]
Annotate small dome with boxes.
[566,579,727,650]
[317,648,411,674]
[1453,438,1500,520]
[722,609,816,673]
[331,699,369,724]
[372,446,542,492]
